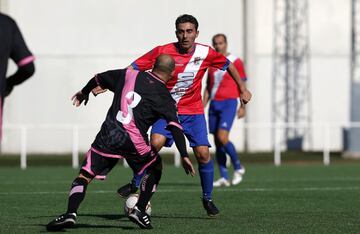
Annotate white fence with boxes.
[2,122,360,169]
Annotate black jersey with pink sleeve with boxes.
[90,69,181,157]
[0,13,35,95]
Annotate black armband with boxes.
[81,77,98,95]
[167,125,189,158]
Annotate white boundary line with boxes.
[2,176,360,185]
[0,186,359,195]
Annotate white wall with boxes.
[245,0,351,152]
[1,0,351,153]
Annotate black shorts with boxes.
[80,147,160,180]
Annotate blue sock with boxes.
[216,147,229,180]
[131,172,144,187]
[223,141,241,170]
[198,160,214,200]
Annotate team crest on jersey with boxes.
[194,57,202,65]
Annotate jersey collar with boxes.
[147,71,166,84]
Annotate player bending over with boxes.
[203,34,247,187]
[46,55,195,231]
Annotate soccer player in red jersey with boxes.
[203,34,247,187]
[95,14,252,216]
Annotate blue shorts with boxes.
[208,99,238,134]
[151,114,211,148]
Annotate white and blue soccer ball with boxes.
[124,193,152,216]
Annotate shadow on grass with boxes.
[33,212,210,232]
[36,222,135,232]
[33,213,135,232]
[81,212,211,221]
[82,213,210,221]
[30,214,127,220]
[81,213,127,221]
[152,214,212,220]
[32,212,212,221]
[75,223,135,230]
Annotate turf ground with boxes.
[0,162,360,233]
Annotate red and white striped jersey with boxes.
[131,42,230,114]
[207,54,247,101]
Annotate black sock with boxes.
[66,177,88,214]
[137,161,162,212]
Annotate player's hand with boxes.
[237,106,246,119]
[91,86,108,96]
[182,157,195,177]
[241,89,252,104]
[71,91,89,107]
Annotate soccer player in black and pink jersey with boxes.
[46,55,195,231]
[110,14,252,217]
[0,13,35,143]
[203,34,247,188]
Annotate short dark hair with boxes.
[212,33,227,45]
[175,14,199,30]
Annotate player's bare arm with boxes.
[237,81,247,119]
[91,86,107,96]
[226,62,252,104]
[202,75,211,107]
[202,89,210,107]
[237,105,246,119]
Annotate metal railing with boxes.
[2,122,360,169]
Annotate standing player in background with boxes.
[0,13,35,143]
[203,34,247,187]
[105,14,252,216]
[46,55,195,231]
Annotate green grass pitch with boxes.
[0,162,359,233]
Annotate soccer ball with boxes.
[124,194,152,216]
